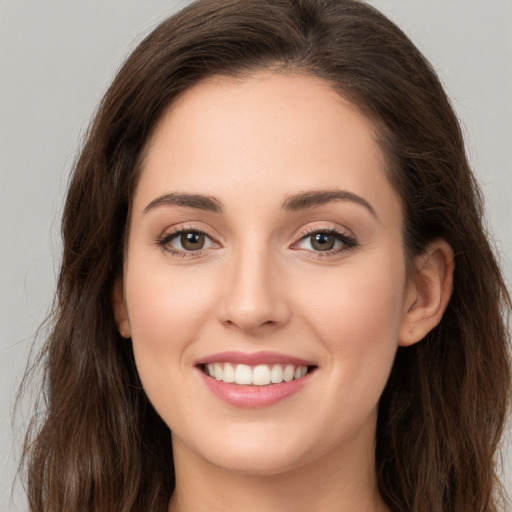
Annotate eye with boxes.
[306,232,338,251]
[294,229,357,254]
[159,229,217,254]
[175,231,208,251]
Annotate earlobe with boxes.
[112,277,131,338]
[398,239,454,347]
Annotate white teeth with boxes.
[223,362,235,383]
[283,365,295,382]
[234,364,252,385]
[204,363,309,385]
[252,365,271,386]
[270,364,283,383]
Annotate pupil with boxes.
[312,233,335,251]
[181,232,204,250]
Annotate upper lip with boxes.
[196,351,316,367]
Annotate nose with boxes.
[219,245,291,336]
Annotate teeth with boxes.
[223,362,235,383]
[270,364,283,383]
[234,364,252,385]
[283,364,295,382]
[204,363,309,385]
[252,365,271,386]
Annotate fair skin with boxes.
[114,72,453,512]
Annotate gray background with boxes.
[1,1,511,510]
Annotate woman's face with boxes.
[116,72,415,475]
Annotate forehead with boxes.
[134,71,400,221]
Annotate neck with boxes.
[168,429,388,512]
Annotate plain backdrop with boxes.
[1,1,511,510]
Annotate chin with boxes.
[205,445,307,476]
[176,425,314,476]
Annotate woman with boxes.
[21,0,511,511]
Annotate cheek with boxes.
[123,262,223,432]
[301,259,405,336]
[124,261,217,382]
[295,259,406,398]
[127,258,213,330]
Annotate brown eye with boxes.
[160,229,216,254]
[293,229,358,255]
[310,232,336,251]
[180,231,205,251]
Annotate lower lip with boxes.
[197,368,314,408]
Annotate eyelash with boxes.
[157,225,217,258]
[292,227,358,259]
[157,225,358,259]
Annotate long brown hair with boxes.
[21,1,511,511]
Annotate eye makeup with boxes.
[155,221,358,261]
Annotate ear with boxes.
[112,276,131,338]
[398,239,454,347]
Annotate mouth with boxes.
[199,362,317,386]
[195,351,318,407]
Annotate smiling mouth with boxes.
[200,363,316,386]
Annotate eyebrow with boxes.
[143,193,223,214]
[143,189,376,218]
[282,189,377,217]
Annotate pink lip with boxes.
[196,350,315,366]
[195,351,317,408]
[197,368,315,408]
